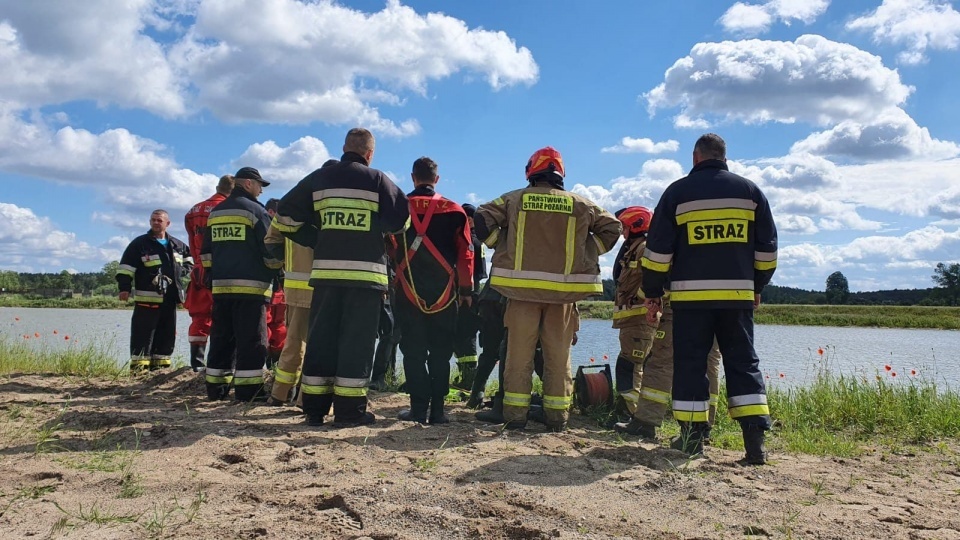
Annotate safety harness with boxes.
[395,193,457,314]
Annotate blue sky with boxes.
[1,0,959,291]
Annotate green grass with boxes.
[0,294,130,309]
[0,337,128,378]
[577,301,960,329]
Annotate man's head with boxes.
[216,174,235,196]
[234,167,269,199]
[411,157,439,186]
[265,198,280,217]
[693,133,726,165]
[343,128,375,164]
[149,210,170,237]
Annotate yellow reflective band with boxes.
[593,235,606,253]
[275,368,299,385]
[521,193,573,214]
[315,198,378,212]
[490,275,602,293]
[620,391,639,403]
[754,260,777,271]
[503,392,531,407]
[208,215,254,228]
[456,356,478,364]
[673,410,709,422]
[483,228,499,248]
[334,385,368,397]
[205,374,234,384]
[212,286,272,296]
[233,376,264,386]
[492,197,504,205]
[311,269,389,285]
[301,384,334,395]
[201,260,212,268]
[640,388,671,405]
[117,269,135,277]
[271,216,301,233]
[133,296,164,304]
[641,258,671,273]
[729,404,770,418]
[564,216,576,275]
[151,358,172,366]
[670,289,754,302]
[676,208,755,225]
[709,393,719,406]
[284,279,313,290]
[514,211,526,270]
[143,259,161,267]
[130,357,150,366]
[612,306,648,320]
[542,395,572,410]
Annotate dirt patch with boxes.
[0,369,958,539]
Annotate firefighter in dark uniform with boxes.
[273,128,409,427]
[201,167,282,402]
[466,279,504,409]
[642,133,777,464]
[392,157,474,424]
[370,258,400,392]
[116,210,192,371]
[451,203,486,391]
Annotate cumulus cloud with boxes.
[168,0,538,135]
[644,35,913,128]
[847,0,960,65]
[791,108,960,160]
[831,158,960,218]
[571,159,685,211]
[231,137,332,188]
[719,0,830,35]
[0,203,119,271]
[601,137,679,154]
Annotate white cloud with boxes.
[601,137,679,154]
[571,159,684,211]
[0,203,117,271]
[847,0,960,65]
[644,35,913,128]
[791,108,960,160]
[231,136,332,188]
[720,0,829,35]
[168,0,538,135]
[830,158,960,218]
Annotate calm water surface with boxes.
[2,307,958,387]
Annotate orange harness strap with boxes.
[395,193,457,314]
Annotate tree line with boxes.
[0,262,120,296]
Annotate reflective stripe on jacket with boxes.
[264,224,315,308]
[612,236,647,328]
[116,232,192,304]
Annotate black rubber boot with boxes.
[475,392,504,424]
[613,418,658,440]
[670,421,708,456]
[742,425,767,465]
[398,409,428,424]
[465,390,485,409]
[189,344,206,372]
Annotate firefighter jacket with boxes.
[390,184,474,312]
[641,159,778,309]
[116,232,192,304]
[265,224,314,309]
[471,230,487,294]
[184,192,227,285]
[200,187,282,300]
[474,181,622,304]
[611,235,648,328]
[273,152,409,291]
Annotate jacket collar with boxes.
[341,151,369,166]
[410,184,437,197]
[229,186,264,206]
[691,159,729,174]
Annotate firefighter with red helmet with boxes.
[183,174,234,371]
[609,206,659,430]
[474,147,621,431]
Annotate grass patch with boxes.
[0,337,128,378]
[0,294,129,310]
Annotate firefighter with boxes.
[273,128,409,427]
[116,210,192,371]
[391,157,474,424]
[474,146,621,431]
[370,259,400,392]
[183,175,234,371]
[608,206,658,423]
[201,167,282,402]
[465,279,504,409]
[264,198,287,370]
[642,133,777,464]
[451,203,486,391]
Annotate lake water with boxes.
[2,307,958,387]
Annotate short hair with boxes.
[151,209,169,219]
[694,133,726,160]
[217,174,234,195]
[265,198,280,212]
[344,128,375,155]
[412,157,438,183]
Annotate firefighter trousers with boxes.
[266,289,287,356]
[472,299,506,395]
[299,286,381,422]
[270,304,309,403]
[453,299,480,368]
[614,317,658,415]
[372,288,400,384]
[129,298,177,371]
[672,308,770,430]
[185,279,213,352]
[397,297,457,417]
[502,299,576,427]
[205,297,268,402]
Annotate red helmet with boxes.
[525,146,565,180]
[616,206,653,236]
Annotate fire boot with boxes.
[670,421,708,456]
[613,418,658,440]
[429,402,450,425]
[189,344,206,372]
[475,392,504,424]
[455,362,477,391]
[741,425,767,465]
[398,408,428,424]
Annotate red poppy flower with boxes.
[891,372,897,378]
[910,369,917,376]
[817,347,824,356]
[589,357,595,363]
[779,373,785,379]
[14,317,20,321]
[53,330,58,334]
[884,364,892,372]
[602,355,608,360]
[64,335,70,340]
[34,332,40,338]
